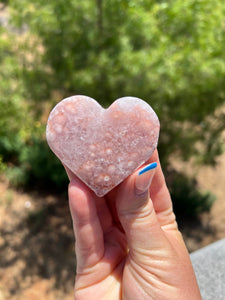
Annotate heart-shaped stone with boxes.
[46,96,160,196]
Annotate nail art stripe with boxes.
[138,162,157,175]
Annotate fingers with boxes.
[145,150,177,230]
[67,168,127,292]
[65,164,114,231]
[68,177,104,271]
[116,163,169,262]
[145,150,172,212]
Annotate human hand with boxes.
[66,150,201,300]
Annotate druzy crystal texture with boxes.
[46,96,160,196]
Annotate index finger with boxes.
[146,150,175,227]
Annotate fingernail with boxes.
[135,162,157,194]
[63,164,75,181]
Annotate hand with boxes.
[66,150,201,300]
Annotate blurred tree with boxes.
[8,0,225,164]
[1,0,225,195]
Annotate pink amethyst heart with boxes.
[46,96,160,197]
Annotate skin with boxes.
[65,150,202,300]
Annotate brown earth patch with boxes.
[0,153,224,299]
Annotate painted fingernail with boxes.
[138,162,157,175]
[135,162,157,194]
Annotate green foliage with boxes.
[18,137,68,189]
[9,0,225,164]
[169,171,216,217]
[0,1,224,213]
[0,25,65,188]
[0,155,7,173]
[2,132,68,189]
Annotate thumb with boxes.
[116,162,168,261]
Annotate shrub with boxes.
[169,171,216,217]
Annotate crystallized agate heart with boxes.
[46,96,160,196]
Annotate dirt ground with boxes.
[172,153,225,252]
[0,180,75,300]
[0,153,224,299]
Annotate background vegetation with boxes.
[1,0,225,215]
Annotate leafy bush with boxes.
[3,138,68,190]
[18,137,68,190]
[8,0,225,164]
[169,171,216,217]
[0,1,224,213]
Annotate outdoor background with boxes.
[0,0,225,299]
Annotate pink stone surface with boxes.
[46,96,160,197]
